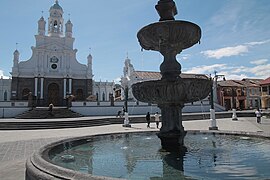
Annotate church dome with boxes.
[39,16,45,21]
[50,0,63,12]
[14,49,19,54]
[87,53,93,60]
[66,19,72,24]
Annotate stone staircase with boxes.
[0,111,257,130]
[0,118,112,130]
[15,107,83,119]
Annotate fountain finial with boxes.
[155,0,178,21]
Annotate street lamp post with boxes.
[209,75,218,130]
[122,84,131,127]
[209,71,224,130]
[124,86,128,113]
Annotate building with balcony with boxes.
[237,79,262,109]
[217,79,263,110]
[260,77,270,109]
[217,80,246,110]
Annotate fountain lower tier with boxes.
[132,77,211,151]
[132,77,211,104]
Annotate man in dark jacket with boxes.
[146,112,151,128]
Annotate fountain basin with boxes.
[25,131,270,180]
[132,77,211,104]
[137,20,201,53]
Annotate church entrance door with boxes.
[48,83,60,106]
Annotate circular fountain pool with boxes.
[26,131,270,180]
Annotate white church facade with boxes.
[10,0,93,106]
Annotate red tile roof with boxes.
[133,71,208,80]
[133,71,161,79]
[260,77,270,85]
[234,80,260,87]
[217,80,244,87]
[242,78,263,84]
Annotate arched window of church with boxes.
[4,91,7,101]
[102,92,105,101]
[76,89,83,101]
[53,20,58,32]
[54,20,57,27]
[22,88,30,100]
[96,93,99,101]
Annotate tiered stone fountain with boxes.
[132,0,211,152]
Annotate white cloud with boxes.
[0,70,9,79]
[183,62,270,80]
[201,39,270,59]
[184,64,248,80]
[182,56,189,60]
[245,39,270,46]
[227,74,248,80]
[201,45,248,59]
[250,59,268,65]
[184,64,227,74]
[179,54,190,61]
[114,77,121,84]
[249,64,270,77]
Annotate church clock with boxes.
[51,63,57,69]
[50,56,59,70]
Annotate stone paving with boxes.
[0,116,269,180]
[0,138,61,163]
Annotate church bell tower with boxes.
[48,0,64,37]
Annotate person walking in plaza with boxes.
[154,112,160,128]
[48,103,54,116]
[122,106,126,117]
[255,108,262,124]
[146,112,151,128]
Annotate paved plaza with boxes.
[0,116,270,180]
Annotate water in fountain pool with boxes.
[49,132,270,180]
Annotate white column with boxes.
[209,109,218,130]
[123,112,131,127]
[232,109,238,121]
[40,78,44,99]
[34,78,38,96]
[64,78,67,98]
[69,79,72,94]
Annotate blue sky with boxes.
[0,0,269,82]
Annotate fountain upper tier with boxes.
[137,20,201,55]
[132,76,211,105]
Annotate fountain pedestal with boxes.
[132,78,211,151]
[157,131,186,152]
[157,103,186,150]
